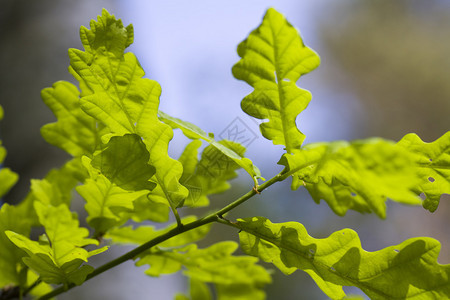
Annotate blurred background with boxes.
[1,0,449,299]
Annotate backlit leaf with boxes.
[0,107,18,198]
[77,156,149,234]
[279,139,421,218]
[232,8,320,153]
[398,131,450,212]
[179,140,246,207]
[16,158,85,226]
[160,111,261,182]
[0,204,30,289]
[136,241,271,297]
[41,81,98,157]
[6,202,107,285]
[91,134,156,191]
[238,216,450,299]
[69,9,188,207]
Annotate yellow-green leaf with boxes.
[238,216,450,300]
[279,138,421,218]
[398,131,450,212]
[232,8,320,153]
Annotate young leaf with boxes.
[175,278,212,300]
[0,107,18,198]
[77,156,150,234]
[232,8,320,153]
[91,134,156,191]
[237,216,450,300]
[126,193,170,223]
[279,139,422,218]
[179,140,247,207]
[0,204,30,289]
[41,81,98,157]
[6,202,107,285]
[398,131,450,212]
[70,9,188,207]
[0,167,18,199]
[160,111,261,182]
[136,241,271,297]
[16,158,85,226]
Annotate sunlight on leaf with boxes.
[5,202,107,285]
[69,10,188,208]
[398,131,450,212]
[160,111,261,182]
[0,204,30,289]
[232,8,320,153]
[238,216,450,299]
[41,81,98,157]
[279,138,422,218]
[136,241,271,298]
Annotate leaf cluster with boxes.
[0,7,449,300]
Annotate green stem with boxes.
[37,169,287,300]
[22,279,41,297]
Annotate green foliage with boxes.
[136,241,271,298]
[279,138,422,218]
[398,132,450,212]
[232,8,320,153]
[6,202,107,285]
[0,7,449,300]
[237,216,450,299]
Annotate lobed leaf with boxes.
[232,8,320,153]
[41,81,98,157]
[175,278,212,300]
[77,156,150,234]
[69,9,188,207]
[398,131,450,212]
[160,111,261,182]
[16,158,85,226]
[0,106,18,198]
[136,241,271,297]
[0,204,30,289]
[279,138,422,218]
[178,140,247,207]
[237,216,450,299]
[6,202,107,285]
[91,134,156,191]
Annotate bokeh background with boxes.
[1,0,449,299]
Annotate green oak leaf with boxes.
[16,158,85,226]
[6,202,107,285]
[160,111,261,183]
[105,216,211,248]
[232,8,320,153]
[237,216,450,300]
[178,140,246,207]
[77,156,150,234]
[41,81,98,157]
[125,193,170,223]
[136,241,271,297]
[0,107,18,198]
[91,134,156,191]
[0,204,30,289]
[175,279,212,300]
[0,167,18,199]
[69,9,188,207]
[398,131,450,212]
[279,138,421,218]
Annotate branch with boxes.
[37,168,287,300]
